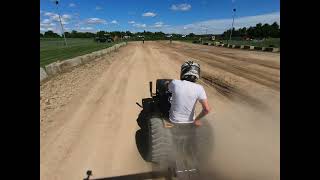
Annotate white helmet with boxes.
[180,61,200,82]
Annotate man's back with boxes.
[168,80,207,123]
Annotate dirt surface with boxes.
[40,41,280,180]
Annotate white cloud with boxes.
[77,27,97,33]
[40,23,56,28]
[40,13,72,34]
[62,14,72,20]
[111,20,118,24]
[170,4,191,11]
[40,19,57,32]
[161,11,280,34]
[133,23,147,28]
[64,27,71,32]
[142,12,156,17]
[44,12,56,17]
[80,27,93,30]
[128,21,135,24]
[55,14,71,24]
[40,18,55,27]
[96,6,103,10]
[50,14,60,21]
[42,19,51,24]
[84,18,107,24]
[69,3,76,7]
[43,12,72,25]
[143,22,170,30]
[153,22,164,28]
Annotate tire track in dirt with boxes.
[171,42,279,70]
[154,42,270,109]
[166,44,280,91]
[41,44,149,180]
[200,72,268,109]
[54,47,139,179]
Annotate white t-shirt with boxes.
[168,80,207,123]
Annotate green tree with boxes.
[223,29,231,39]
[239,27,247,37]
[71,30,78,38]
[231,28,240,37]
[270,22,280,38]
[247,27,254,38]
[262,23,271,38]
[44,30,60,38]
[255,23,263,38]
[64,32,71,38]
[125,31,133,36]
[187,33,195,38]
[96,31,106,37]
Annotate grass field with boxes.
[40,38,119,67]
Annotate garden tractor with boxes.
[84,79,212,180]
[134,79,213,179]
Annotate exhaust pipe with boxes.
[149,81,153,97]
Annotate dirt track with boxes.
[40,41,280,180]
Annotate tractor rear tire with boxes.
[148,117,174,167]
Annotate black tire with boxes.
[148,117,174,167]
[135,129,150,162]
[136,110,148,130]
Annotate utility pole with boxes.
[55,0,68,46]
[228,8,236,44]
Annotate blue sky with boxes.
[40,0,280,34]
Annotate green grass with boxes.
[40,38,120,67]
[221,38,280,48]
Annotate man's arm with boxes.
[194,99,211,126]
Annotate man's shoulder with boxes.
[195,83,204,89]
[171,80,204,89]
[171,79,181,85]
[184,80,203,88]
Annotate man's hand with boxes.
[194,99,211,124]
[194,119,202,127]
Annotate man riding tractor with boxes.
[166,61,211,126]
[136,61,212,178]
[85,62,212,180]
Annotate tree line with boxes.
[40,30,134,39]
[40,21,280,40]
[40,30,183,40]
[222,22,280,40]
